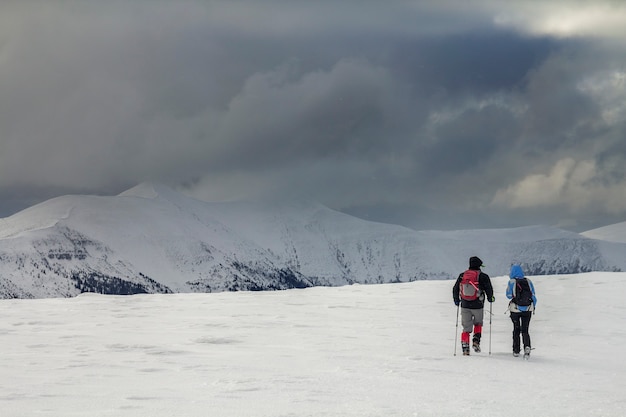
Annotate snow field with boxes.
[0,272,624,416]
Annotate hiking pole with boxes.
[489,301,493,355]
[454,303,460,356]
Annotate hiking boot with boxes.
[462,342,470,356]
[523,346,531,359]
[472,340,481,353]
[513,352,520,357]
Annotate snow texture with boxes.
[0,272,624,416]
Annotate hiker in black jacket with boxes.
[453,256,494,355]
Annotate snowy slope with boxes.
[1,272,625,416]
[581,221,626,243]
[1,183,625,299]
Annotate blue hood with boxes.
[510,264,525,279]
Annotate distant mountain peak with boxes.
[118,182,178,200]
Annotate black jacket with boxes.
[452,268,494,309]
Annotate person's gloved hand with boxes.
[454,300,460,306]
[489,296,495,303]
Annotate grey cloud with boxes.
[1,1,626,231]
[522,53,600,143]
[389,31,558,96]
[425,103,521,170]
[208,59,411,167]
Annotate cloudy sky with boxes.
[1,0,626,231]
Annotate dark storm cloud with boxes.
[522,53,601,144]
[1,1,626,231]
[207,59,410,168]
[425,104,521,170]
[389,31,559,95]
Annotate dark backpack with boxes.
[460,270,480,301]
[514,278,533,306]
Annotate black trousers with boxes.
[510,311,532,353]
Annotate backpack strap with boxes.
[468,272,479,291]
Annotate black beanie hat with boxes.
[469,256,483,269]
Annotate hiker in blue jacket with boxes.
[506,264,537,357]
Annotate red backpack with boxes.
[460,270,480,301]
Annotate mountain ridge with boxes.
[1,183,625,299]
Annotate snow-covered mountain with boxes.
[1,183,625,299]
